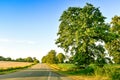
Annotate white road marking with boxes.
[48,72,52,80]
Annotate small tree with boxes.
[33,57,39,63]
[57,53,65,63]
[25,57,33,62]
[16,58,25,62]
[106,15,120,64]
[0,56,5,61]
[41,56,47,63]
[46,50,57,64]
[5,57,12,61]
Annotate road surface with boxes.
[0,64,72,80]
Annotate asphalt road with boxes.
[0,64,72,80]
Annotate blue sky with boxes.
[0,0,120,60]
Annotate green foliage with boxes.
[0,56,40,63]
[41,56,47,63]
[88,64,120,80]
[56,3,114,66]
[49,63,76,72]
[106,39,120,64]
[41,50,58,64]
[0,56,6,61]
[57,64,76,71]
[25,57,34,62]
[68,56,74,63]
[95,54,113,67]
[49,63,120,79]
[105,15,120,64]
[111,68,120,80]
[0,56,12,61]
[15,57,39,63]
[41,50,66,64]
[85,64,96,74]
[33,57,39,63]
[57,53,65,63]
[5,57,12,61]
[111,15,120,34]
[16,58,26,62]
[46,50,57,64]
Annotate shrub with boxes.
[111,68,120,80]
[82,64,97,75]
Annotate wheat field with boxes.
[0,61,33,69]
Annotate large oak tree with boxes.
[56,3,115,66]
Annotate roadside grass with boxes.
[51,64,75,71]
[0,61,36,74]
[48,63,120,80]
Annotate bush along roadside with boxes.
[0,63,36,74]
[48,63,120,80]
[110,68,120,80]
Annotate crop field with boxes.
[0,61,33,69]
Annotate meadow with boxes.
[48,64,120,80]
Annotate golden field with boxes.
[0,61,33,69]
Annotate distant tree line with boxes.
[0,56,39,63]
[0,56,12,61]
[41,50,65,64]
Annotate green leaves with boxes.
[57,53,65,63]
[41,50,66,64]
[46,50,58,64]
[106,39,120,64]
[111,15,120,34]
[56,3,114,66]
[105,16,120,64]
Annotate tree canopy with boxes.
[57,53,65,63]
[105,15,120,64]
[41,50,66,64]
[41,50,58,64]
[56,3,116,66]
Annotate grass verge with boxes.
[48,64,120,80]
